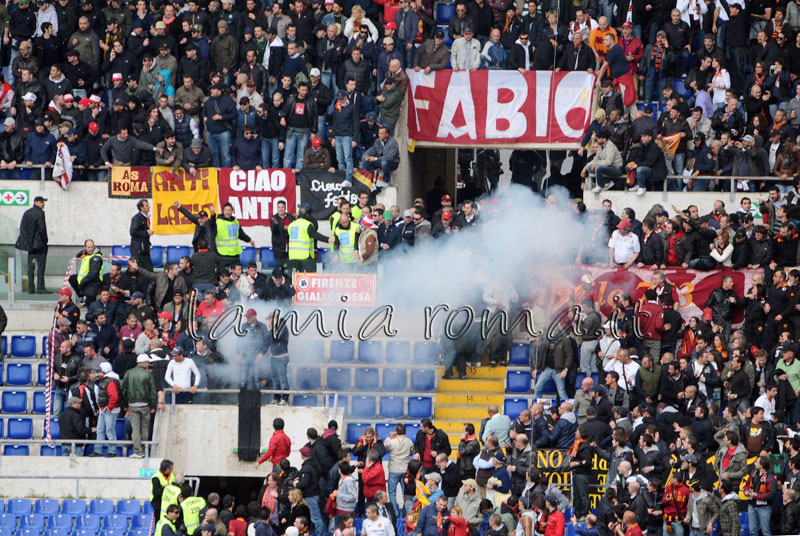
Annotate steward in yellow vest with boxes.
[212,202,254,272]
[180,495,207,534]
[66,239,104,305]
[287,203,329,275]
[330,213,359,270]
[155,504,181,536]
[150,459,175,517]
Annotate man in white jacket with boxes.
[450,27,481,71]
[585,128,624,193]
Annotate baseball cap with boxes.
[385,76,395,84]
[100,362,113,374]
[154,20,166,29]
[742,134,755,143]
[22,92,37,101]
[742,213,754,221]
[89,94,102,103]
[383,36,393,45]
[776,368,788,376]
[67,128,78,136]
[680,454,698,464]
[312,136,322,148]
[384,21,397,30]
[129,291,144,300]
[403,209,413,218]
[272,268,284,278]
[244,26,253,34]
[192,24,203,33]
[159,42,170,50]
[703,307,713,319]
[299,446,312,457]
[622,22,632,29]
[137,354,150,363]
[88,121,99,132]
[3,117,15,127]
[441,210,452,221]
[218,19,228,27]
[309,67,321,77]
[434,29,444,38]
[112,72,123,81]
[616,220,631,229]
[56,317,71,327]
[63,94,74,102]
[336,89,348,100]
[170,347,184,356]
[441,194,452,203]
[245,308,258,317]
[157,311,173,321]
[57,288,72,296]
[426,473,442,483]
[589,385,605,394]
[200,526,215,533]
[191,138,204,148]
[366,111,378,122]
[463,26,473,33]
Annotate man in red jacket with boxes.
[360,450,387,505]
[256,417,292,470]
[637,288,669,361]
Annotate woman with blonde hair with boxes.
[343,5,378,42]
[284,488,312,533]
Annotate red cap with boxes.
[384,21,397,30]
[88,121,99,133]
[441,194,452,203]
[300,446,312,456]
[616,220,631,229]
[57,288,72,297]
[157,311,173,321]
[703,308,713,319]
[622,22,633,29]
[245,308,257,317]
[442,210,452,221]
[79,97,91,107]
[311,136,322,148]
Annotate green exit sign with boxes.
[0,189,29,206]
[139,468,156,479]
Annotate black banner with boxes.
[298,169,374,220]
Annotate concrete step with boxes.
[436,393,505,405]
[434,406,488,420]
[437,378,505,393]
[438,366,507,379]
[435,419,481,433]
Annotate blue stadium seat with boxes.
[356,368,380,391]
[41,335,48,357]
[128,531,149,536]
[239,246,257,266]
[294,339,325,363]
[115,500,141,518]
[408,397,433,419]
[382,368,407,391]
[10,335,36,358]
[385,341,410,363]
[0,363,3,385]
[48,515,74,531]
[8,418,33,440]
[412,342,437,364]
[72,530,99,536]
[374,422,395,440]
[435,2,455,24]
[410,369,436,392]
[504,398,528,420]
[103,515,128,530]
[575,371,587,390]
[346,422,372,444]
[89,501,113,517]
[564,508,573,520]
[100,530,125,536]
[379,396,404,419]
[19,514,45,531]
[115,418,126,441]
[439,24,453,47]
[330,340,355,363]
[41,445,63,456]
[508,343,530,366]
[672,78,691,99]
[45,530,71,536]
[292,394,318,406]
[33,391,47,414]
[8,499,32,516]
[0,514,14,531]
[141,503,153,515]
[38,363,48,386]
[506,371,532,393]
[165,246,191,265]
[295,368,321,390]
[150,246,164,268]
[358,341,383,364]
[61,500,87,517]
[326,368,352,391]
[6,363,32,385]
[75,514,101,531]
[259,247,277,269]
[1,391,27,413]
[350,396,377,419]
[3,444,29,455]
[110,245,130,267]
[47,418,61,439]
[130,515,151,529]
[0,335,6,356]
[0,417,3,438]
[34,500,59,516]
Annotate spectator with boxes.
[202,83,237,167]
[362,126,399,187]
[15,195,49,294]
[415,29,449,73]
[303,135,332,170]
[450,27,480,72]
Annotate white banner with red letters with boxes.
[406,69,596,147]
[217,168,297,227]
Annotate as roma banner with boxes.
[217,168,297,226]
[298,169,373,220]
[406,69,596,147]
[152,167,219,234]
[107,166,151,198]
[292,272,377,307]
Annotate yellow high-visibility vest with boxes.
[181,496,206,534]
[215,217,243,256]
[333,225,358,263]
[77,253,102,284]
[288,219,314,260]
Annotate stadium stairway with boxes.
[433,366,507,454]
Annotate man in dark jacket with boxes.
[570,425,594,521]
[16,195,49,294]
[67,240,104,306]
[232,125,262,170]
[296,445,325,536]
[60,396,93,456]
[270,200,294,267]
[130,199,153,271]
[331,89,359,187]
[705,275,741,337]
[507,29,533,72]
[260,268,296,301]
[628,131,668,195]
[557,32,595,72]
[176,201,216,253]
[414,419,452,472]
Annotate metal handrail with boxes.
[0,474,200,499]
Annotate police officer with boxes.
[330,211,359,272]
[287,203,328,274]
[67,239,104,306]
[156,504,181,536]
[151,459,176,518]
[212,202,255,272]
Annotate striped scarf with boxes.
[650,45,664,70]
[772,21,783,39]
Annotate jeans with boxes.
[572,473,590,518]
[636,166,653,188]
[53,386,68,416]
[363,158,399,182]
[317,115,328,143]
[749,505,772,536]
[335,135,354,182]
[387,472,404,507]
[27,252,46,292]
[262,137,281,168]
[284,128,309,169]
[85,169,107,181]
[664,522,684,536]
[643,71,668,103]
[208,130,232,167]
[579,340,598,372]
[62,444,84,457]
[306,495,327,536]
[271,357,289,402]
[129,405,151,456]
[239,358,261,390]
[96,408,119,455]
[594,165,624,187]
[669,152,686,190]
[193,283,216,295]
[533,367,566,400]
[321,71,337,96]
[597,0,613,21]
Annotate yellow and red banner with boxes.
[292,272,377,307]
[660,133,682,158]
[152,167,218,234]
[108,166,151,198]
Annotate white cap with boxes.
[309,67,321,77]
[22,92,36,101]
[285,528,299,536]
[136,354,150,363]
[89,94,102,103]
[100,362,113,373]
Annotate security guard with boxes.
[66,239,104,306]
[155,504,181,536]
[179,487,207,535]
[212,202,255,272]
[151,459,175,518]
[328,198,354,229]
[287,203,329,274]
[160,474,184,521]
[330,212,359,271]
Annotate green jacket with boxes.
[122,365,158,408]
[637,364,662,398]
[719,494,740,536]
[378,85,404,127]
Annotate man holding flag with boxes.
[660,106,692,191]
[596,33,636,122]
